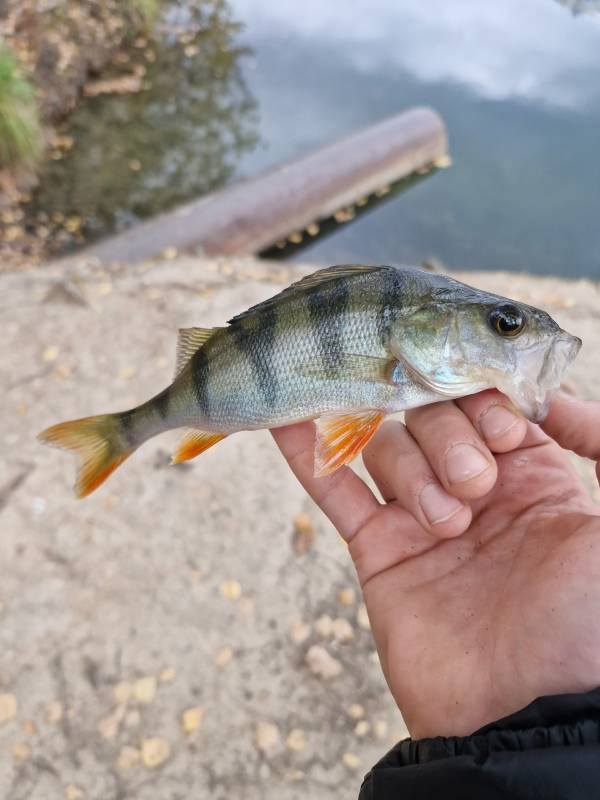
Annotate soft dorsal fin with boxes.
[228,264,384,324]
[174,327,222,377]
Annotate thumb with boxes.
[541,393,600,482]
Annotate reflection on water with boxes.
[28,0,258,253]
[29,0,600,278]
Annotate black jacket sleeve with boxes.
[359,689,600,799]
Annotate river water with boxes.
[30,0,600,278]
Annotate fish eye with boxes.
[488,304,525,338]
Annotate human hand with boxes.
[271,391,600,738]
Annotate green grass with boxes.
[0,44,42,170]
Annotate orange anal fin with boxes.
[171,430,227,465]
[314,410,385,477]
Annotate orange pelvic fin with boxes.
[38,414,133,498]
[171,429,227,464]
[314,410,385,477]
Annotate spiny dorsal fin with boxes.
[314,410,385,477]
[174,327,222,377]
[228,264,384,324]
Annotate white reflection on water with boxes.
[231,0,600,108]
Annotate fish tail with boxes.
[38,412,135,498]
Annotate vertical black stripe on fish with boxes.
[229,307,279,406]
[377,269,401,347]
[153,386,171,420]
[308,281,348,378]
[118,409,137,446]
[191,346,210,418]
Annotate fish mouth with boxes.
[505,332,582,422]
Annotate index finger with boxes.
[271,421,380,542]
[541,393,600,482]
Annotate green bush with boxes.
[0,44,42,170]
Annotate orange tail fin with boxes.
[38,414,134,498]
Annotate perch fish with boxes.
[39,264,581,497]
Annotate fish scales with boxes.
[37,264,582,497]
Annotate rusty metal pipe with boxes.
[82,106,448,264]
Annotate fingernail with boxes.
[445,444,490,484]
[419,483,464,525]
[479,406,519,440]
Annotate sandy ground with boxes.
[1,256,599,799]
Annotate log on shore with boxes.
[81,106,448,265]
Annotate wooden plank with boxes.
[81,106,448,264]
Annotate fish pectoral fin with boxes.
[314,410,385,477]
[171,429,227,464]
[298,354,396,383]
[174,327,223,377]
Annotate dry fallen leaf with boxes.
[255,722,281,756]
[44,700,63,724]
[113,681,131,705]
[141,737,170,768]
[331,617,354,642]
[98,705,125,740]
[289,621,311,644]
[133,676,157,704]
[158,667,176,684]
[181,706,204,734]
[0,693,17,724]
[219,580,242,600]
[292,512,315,554]
[314,615,333,637]
[305,645,343,679]
[42,345,59,362]
[338,587,356,606]
[347,703,365,720]
[117,745,140,770]
[342,752,361,770]
[12,742,30,761]
[286,728,306,752]
[215,646,233,667]
[356,604,370,630]
[64,785,84,800]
